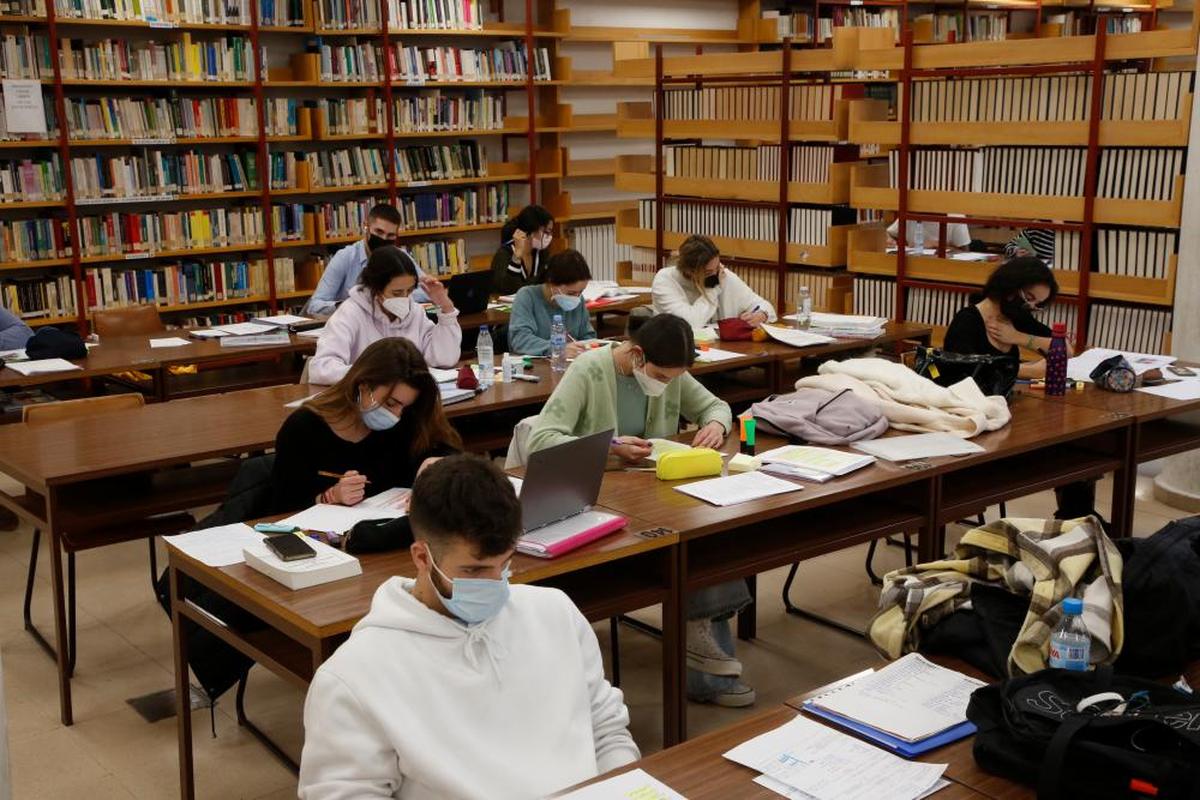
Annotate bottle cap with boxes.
[480,325,489,333]
[553,314,563,322]
[1062,597,1083,615]
[1052,322,1067,335]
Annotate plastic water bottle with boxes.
[476,325,494,388]
[795,286,812,330]
[1049,597,1090,671]
[1045,322,1068,396]
[910,221,925,252]
[550,314,567,373]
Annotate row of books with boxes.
[54,0,252,24]
[394,185,507,230]
[0,218,69,263]
[315,0,484,30]
[0,27,51,80]
[637,199,849,248]
[69,151,263,200]
[661,144,849,185]
[0,155,64,202]
[314,0,391,30]
[1096,228,1176,280]
[566,222,635,284]
[1,274,77,319]
[816,8,900,44]
[318,196,384,237]
[660,84,837,123]
[390,42,551,83]
[318,96,384,135]
[58,34,255,82]
[902,71,1192,124]
[317,92,505,134]
[394,141,485,182]
[957,12,1007,43]
[0,98,58,141]
[887,147,1185,202]
[907,283,1079,333]
[76,203,307,256]
[307,146,388,188]
[404,237,468,276]
[0,0,45,14]
[83,256,294,310]
[852,275,895,319]
[258,0,306,26]
[1104,16,1143,34]
[269,150,300,189]
[64,96,301,141]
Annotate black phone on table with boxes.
[264,533,317,561]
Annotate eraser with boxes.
[728,453,762,473]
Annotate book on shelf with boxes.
[1089,302,1172,353]
[661,143,857,184]
[816,7,899,44]
[901,71,1192,124]
[395,141,486,182]
[0,27,50,80]
[0,0,46,15]
[1104,15,1143,34]
[394,0,483,31]
[312,37,384,83]
[396,185,507,230]
[268,151,300,190]
[76,203,306,256]
[0,218,69,263]
[318,96,385,136]
[761,9,813,41]
[0,154,63,202]
[306,146,388,188]
[406,237,467,276]
[1097,228,1175,280]
[567,222,635,284]
[661,84,837,122]
[318,197,389,239]
[68,150,261,200]
[852,275,897,319]
[59,34,255,82]
[637,199,852,248]
[315,0,393,30]
[1,274,77,319]
[64,96,299,141]
[387,41,551,83]
[392,90,504,133]
[258,0,307,27]
[54,0,253,25]
[85,258,275,309]
[0,90,57,142]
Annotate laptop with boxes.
[447,270,493,315]
[515,429,627,558]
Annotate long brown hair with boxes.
[305,338,462,455]
[673,235,720,294]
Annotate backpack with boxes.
[967,667,1200,799]
[1115,516,1200,678]
[749,387,887,446]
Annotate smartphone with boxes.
[1167,366,1196,377]
[264,533,317,562]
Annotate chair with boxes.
[22,394,194,678]
[92,304,165,338]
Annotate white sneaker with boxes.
[693,680,757,708]
[686,619,742,677]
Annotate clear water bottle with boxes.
[1045,322,1068,396]
[476,325,494,388]
[910,220,925,251]
[1048,597,1090,671]
[795,286,812,330]
[550,314,567,373]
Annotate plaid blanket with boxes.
[868,516,1124,676]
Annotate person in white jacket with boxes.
[298,454,640,800]
[651,234,777,329]
[307,245,462,384]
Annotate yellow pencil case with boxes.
[655,448,723,480]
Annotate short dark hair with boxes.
[409,454,522,558]
[359,244,418,295]
[367,203,402,227]
[981,257,1059,307]
[631,312,695,369]
[545,249,591,285]
[500,204,554,242]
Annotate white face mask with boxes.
[382,296,411,320]
[531,233,552,250]
[633,354,670,398]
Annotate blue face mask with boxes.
[360,390,401,431]
[553,292,582,312]
[431,557,512,625]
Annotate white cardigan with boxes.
[651,266,777,328]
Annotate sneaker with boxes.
[686,619,742,677]
[693,680,757,708]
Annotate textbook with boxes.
[759,445,875,479]
[243,536,361,590]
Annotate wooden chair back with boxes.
[23,393,145,427]
[92,305,166,338]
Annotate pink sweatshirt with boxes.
[307,285,462,384]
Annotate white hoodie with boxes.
[297,577,640,800]
[651,265,778,329]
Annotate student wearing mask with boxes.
[651,235,776,329]
[527,313,755,708]
[298,454,640,799]
[490,204,555,296]
[308,245,462,384]
[508,248,597,357]
[304,204,429,317]
[943,257,1071,380]
[270,338,460,514]
[0,307,33,351]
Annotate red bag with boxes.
[456,364,479,390]
[717,317,755,341]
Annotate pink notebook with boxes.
[516,511,627,558]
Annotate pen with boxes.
[317,470,371,483]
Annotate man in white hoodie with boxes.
[298,455,640,800]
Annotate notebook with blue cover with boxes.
[801,701,976,758]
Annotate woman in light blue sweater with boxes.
[508,249,597,357]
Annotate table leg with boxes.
[736,575,756,641]
[1110,422,1138,538]
[171,565,196,800]
[47,521,73,726]
[662,544,685,747]
[917,476,942,563]
[153,368,168,403]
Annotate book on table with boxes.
[758,444,875,482]
[243,536,362,590]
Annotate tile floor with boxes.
[0,471,1189,799]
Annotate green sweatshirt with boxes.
[527,347,733,454]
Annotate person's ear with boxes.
[410,540,431,572]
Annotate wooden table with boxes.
[455,296,649,334]
[169,514,680,800]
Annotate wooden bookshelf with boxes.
[614,155,853,205]
[617,101,851,143]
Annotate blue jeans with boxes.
[686,580,752,701]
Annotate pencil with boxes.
[317,470,370,483]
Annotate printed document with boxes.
[164,523,263,567]
[556,768,687,799]
[675,471,802,507]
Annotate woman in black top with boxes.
[270,338,462,513]
[943,257,1070,380]
[489,204,555,297]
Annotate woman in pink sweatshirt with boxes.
[308,245,462,385]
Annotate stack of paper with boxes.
[556,769,686,799]
[215,321,276,336]
[0,348,28,362]
[723,715,948,800]
[297,327,326,339]
[781,313,887,339]
[279,502,404,534]
[4,358,82,376]
[359,487,411,510]
[761,325,835,349]
[852,433,984,462]
[693,347,745,363]
[674,471,802,507]
[431,367,459,383]
[219,331,291,347]
[440,385,476,406]
[253,314,313,329]
[759,445,875,483]
[149,337,191,348]
[243,536,362,590]
[163,523,264,567]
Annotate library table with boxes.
[168,514,678,800]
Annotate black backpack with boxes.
[913,346,1020,398]
[967,668,1200,799]
[1115,516,1200,679]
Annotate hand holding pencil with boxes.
[318,470,369,506]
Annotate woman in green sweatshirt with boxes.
[508,248,597,357]
[527,313,756,708]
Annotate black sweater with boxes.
[943,305,1052,367]
[269,407,457,514]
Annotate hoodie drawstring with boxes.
[464,623,507,686]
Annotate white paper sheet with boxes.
[4,358,82,376]
[0,348,27,361]
[1067,348,1176,381]
[2,79,47,132]
[694,347,745,363]
[255,314,312,327]
[189,328,230,339]
[431,367,459,383]
[723,716,947,800]
[284,392,319,409]
[297,327,325,339]
[149,337,191,348]
[781,313,886,330]
[948,252,993,262]
[556,768,687,799]
[758,445,875,476]
[645,439,693,463]
[756,775,951,800]
[674,471,802,507]
[1137,379,1200,401]
[852,433,984,462]
[761,325,835,349]
[216,321,276,336]
[163,523,263,567]
[279,503,404,534]
[359,487,411,510]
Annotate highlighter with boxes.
[740,416,756,455]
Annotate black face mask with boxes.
[703,274,720,289]
[366,234,390,252]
